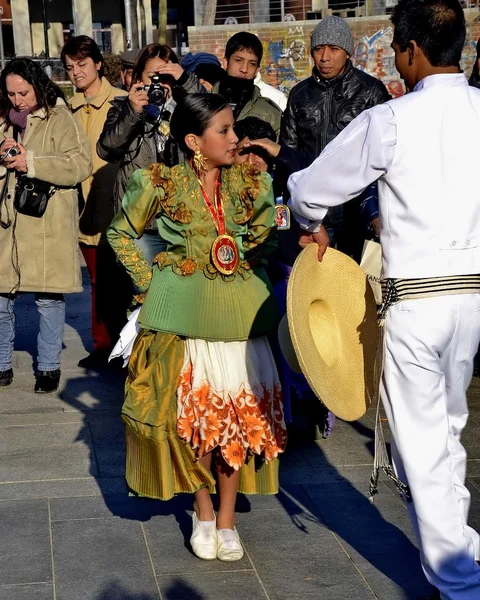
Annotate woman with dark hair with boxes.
[107,93,286,561]
[0,58,92,392]
[98,44,181,265]
[61,36,132,369]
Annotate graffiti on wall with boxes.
[264,26,310,93]
[353,27,405,97]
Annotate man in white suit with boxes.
[288,1,480,598]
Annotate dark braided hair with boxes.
[0,58,66,129]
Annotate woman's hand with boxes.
[129,83,149,114]
[241,138,281,158]
[154,61,185,81]
[2,139,27,173]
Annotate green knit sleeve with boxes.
[107,168,164,292]
[243,170,277,262]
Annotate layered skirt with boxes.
[122,329,287,500]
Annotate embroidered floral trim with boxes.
[232,163,261,225]
[116,237,152,290]
[153,251,253,281]
[177,368,287,470]
[149,164,193,224]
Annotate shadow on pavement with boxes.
[272,419,434,599]
[59,354,431,598]
[94,579,205,599]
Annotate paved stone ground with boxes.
[2,267,480,600]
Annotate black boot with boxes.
[0,368,13,387]
[34,369,61,394]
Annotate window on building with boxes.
[63,23,74,45]
[93,22,112,53]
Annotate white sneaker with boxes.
[190,513,217,560]
[216,527,244,561]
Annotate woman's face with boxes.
[195,107,238,168]
[141,57,172,99]
[6,75,37,111]
[64,55,101,91]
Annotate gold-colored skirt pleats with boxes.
[122,329,280,500]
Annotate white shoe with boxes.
[190,513,217,560]
[216,527,244,561]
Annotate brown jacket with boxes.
[0,101,92,294]
[69,78,127,246]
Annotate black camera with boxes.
[147,74,166,106]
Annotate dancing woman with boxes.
[107,93,286,561]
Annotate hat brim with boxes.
[286,245,378,421]
[278,314,302,374]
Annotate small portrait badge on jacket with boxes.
[275,198,291,230]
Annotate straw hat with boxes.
[283,245,379,421]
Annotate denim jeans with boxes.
[134,231,167,266]
[0,293,65,372]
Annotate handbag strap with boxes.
[0,127,16,229]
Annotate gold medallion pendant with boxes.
[195,168,241,276]
[211,234,239,275]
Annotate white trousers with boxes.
[381,294,480,600]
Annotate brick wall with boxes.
[188,11,480,98]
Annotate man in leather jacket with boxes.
[280,16,390,261]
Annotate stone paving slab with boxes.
[52,518,160,600]
[0,583,54,600]
[0,499,52,586]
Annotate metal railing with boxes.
[213,0,391,24]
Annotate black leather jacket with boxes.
[280,60,390,164]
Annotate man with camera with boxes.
[97,44,180,265]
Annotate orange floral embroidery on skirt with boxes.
[176,338,287,470]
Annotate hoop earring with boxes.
[193,148,208,178]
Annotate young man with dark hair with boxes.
[289,1,480,598]
[154,32,282,137]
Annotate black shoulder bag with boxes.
[12,127,57,219]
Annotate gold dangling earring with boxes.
[193,148,208,178]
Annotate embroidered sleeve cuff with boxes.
[26,150,35,178]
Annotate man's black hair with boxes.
[391,0,466,67]
[234,116,276,142]
[225,32,263,65]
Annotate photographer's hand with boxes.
[154,61,184,81]
[129,83,149,114]
[2,138,18,152]
[4,142,27,173]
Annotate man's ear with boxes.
[185,133,198,154]
[408,40,419,66]
[222,57,228,71]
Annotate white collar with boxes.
[413,72,467,92]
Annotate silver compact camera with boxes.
[0,146,20,163]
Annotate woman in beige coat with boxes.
[61,36,131,369]
[0,58,92,393]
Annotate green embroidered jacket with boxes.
[107,161,279,341]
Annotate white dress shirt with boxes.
[288,74,480,279]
